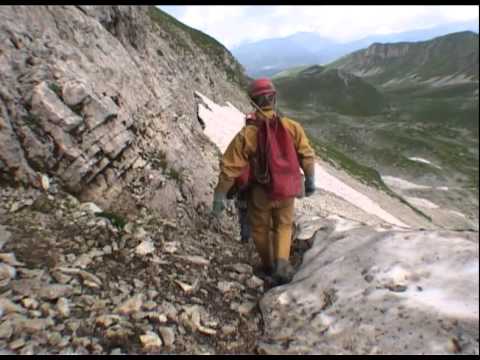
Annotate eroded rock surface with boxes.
[0,5,250,224]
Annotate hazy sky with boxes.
[158,5,479,49]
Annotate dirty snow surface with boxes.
[259,216,479,355]
[196,92,407,228]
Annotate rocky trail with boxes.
[0,185,274,354]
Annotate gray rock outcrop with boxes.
[0,5,250,223]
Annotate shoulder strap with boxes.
[245,112,258,127]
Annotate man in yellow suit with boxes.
[212,78,316,286]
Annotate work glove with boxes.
[211,192,226,217]
[304,175,315,197]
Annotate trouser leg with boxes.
[248,186,273,271]
[272,198,295,261]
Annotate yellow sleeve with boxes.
[284,118,315,177]
[214,126,257,194]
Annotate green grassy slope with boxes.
[274,66,386,116]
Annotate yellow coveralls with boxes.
[214,108,315,270]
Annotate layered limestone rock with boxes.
[0,5,250,222]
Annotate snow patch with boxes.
[405,196,439,209]
[448,210,466,218]
[316,165,408,227]
[195,91,245,153]
[382,176,431,190]
[408,157,442,169]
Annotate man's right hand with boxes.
[211,192,226,216]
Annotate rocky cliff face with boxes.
[0,5,250,224]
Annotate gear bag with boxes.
[234,111,301,201]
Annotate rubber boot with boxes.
[272,259,295,286]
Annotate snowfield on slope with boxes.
[259,215,479,355]
[196,92,407,228]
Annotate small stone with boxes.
[0,226,12,250]
[9,202,23,213]
[133,227,148,241]
[19,318,51,334]
[79,202,102,214]
[73,254,93,268]
[0,321,13,339]
[0,263,16,286]
[103,245,112,255]
[62,80,88,106]
[66,320,81,333]
[177,255,210,266]
[19,343,35,355]
[72,336,91,348]
[47,332,62,346]
[161,301,178,322]
[40,303,52,317]
[237,301,256,315]
[117,295,143,315]
[9,338,26,350]
[143,301,157,311]
[52,271,72,284]
[147,290,159,300]
[40,174,50,191]
[135,240,155,256]
[110,348,123,355]
[64,194,80,208]
[133,278,145,289]
[84,280,100,289]
[231,263,252,274]
[217,281,236,294]
[38,284,73,300]
[0,298,25,315]
[246,275,264,289]
[197,325,217,336]
[79,271,102,288]
[57,297,70,317]
[65,253,77,263]
[0,253,24,266]
[221,325,236,336]
[21,298,39,310]
[158,327,175,347]
[163,242,178,254]
[58,336,71,348]
[175,280,193,293]
[257,341,284,355]
[140,331,162,351]
[96,314,121,328]
[146,312,167,323]
[30,310,42,318]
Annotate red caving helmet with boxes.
[248,78,276,98]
